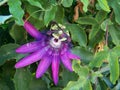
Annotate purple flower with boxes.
[15,21,80,85]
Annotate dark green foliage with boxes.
[0,0,120,89]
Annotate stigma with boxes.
[49,38,62,48]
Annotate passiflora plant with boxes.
[0,0,120,90]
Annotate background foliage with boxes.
[0,0,120,90]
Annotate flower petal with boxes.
[60,44,68,55]
[36,55,51,78]
[47,48,54,55]
[15,46,49,68]
[61,54,73,71]
[24,21,43,39]
[67,51,80,60]
[16,41,45,54]
[52,51,60,85]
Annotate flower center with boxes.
[49,38,61,48]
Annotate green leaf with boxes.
[76,17,98,25]
[89,10,107,39]
[88,30,104,48]
[8,0,24,25]
[95,10,108,23]
[0,44,25,66]
[91,71,103,83]
[49,0,57,5]
[37,0,52,10]
[108,52,119,84]
[72,60,81,75]
[66,24,87,47]
[59,68,78,86]
[89,50,108,68]
[109,0,120,24]
[64,61,90,90]
[14,68,32,90]
[81,0,89,12]
[89,11,107,40]
[72,61,89,76]
[112,79,120,90]
[29,18,45,30]
[73,60,89,76]
[44,6,57,25]
[112,46,120,57]
[101,19,113,31]
[98,77,108,90]
[10,24,27,44]
[83,81,92,90]
[27,0,44,10]
[24,3,42,20]
[63,79,81,90]
[72,46,93,64]
[109,25,120,45]
[54,6,64,23]
[62,0,73,7]
[27,0,52,10]
[1,61,15,90]
[97,0,110,12]
[76,16,102,40]
[89,24,100,40]
[0,80,10,90]
[29,77,48,90]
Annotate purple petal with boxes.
[67,51,80,60]
[16,41,45,54]
[60,44,68,55]
[52,52,60,85]
[15,46,49,68]
[61,54,73,71]
[47,48,54,55]
[24,21,43,39]
[36,56,51,78]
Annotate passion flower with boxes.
[15,21,80,85]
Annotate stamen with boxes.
[66,30,70,36]
[60,37,67,41]
[51,25,58,30]
[52,33,59,39]
[58,24,66,29]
